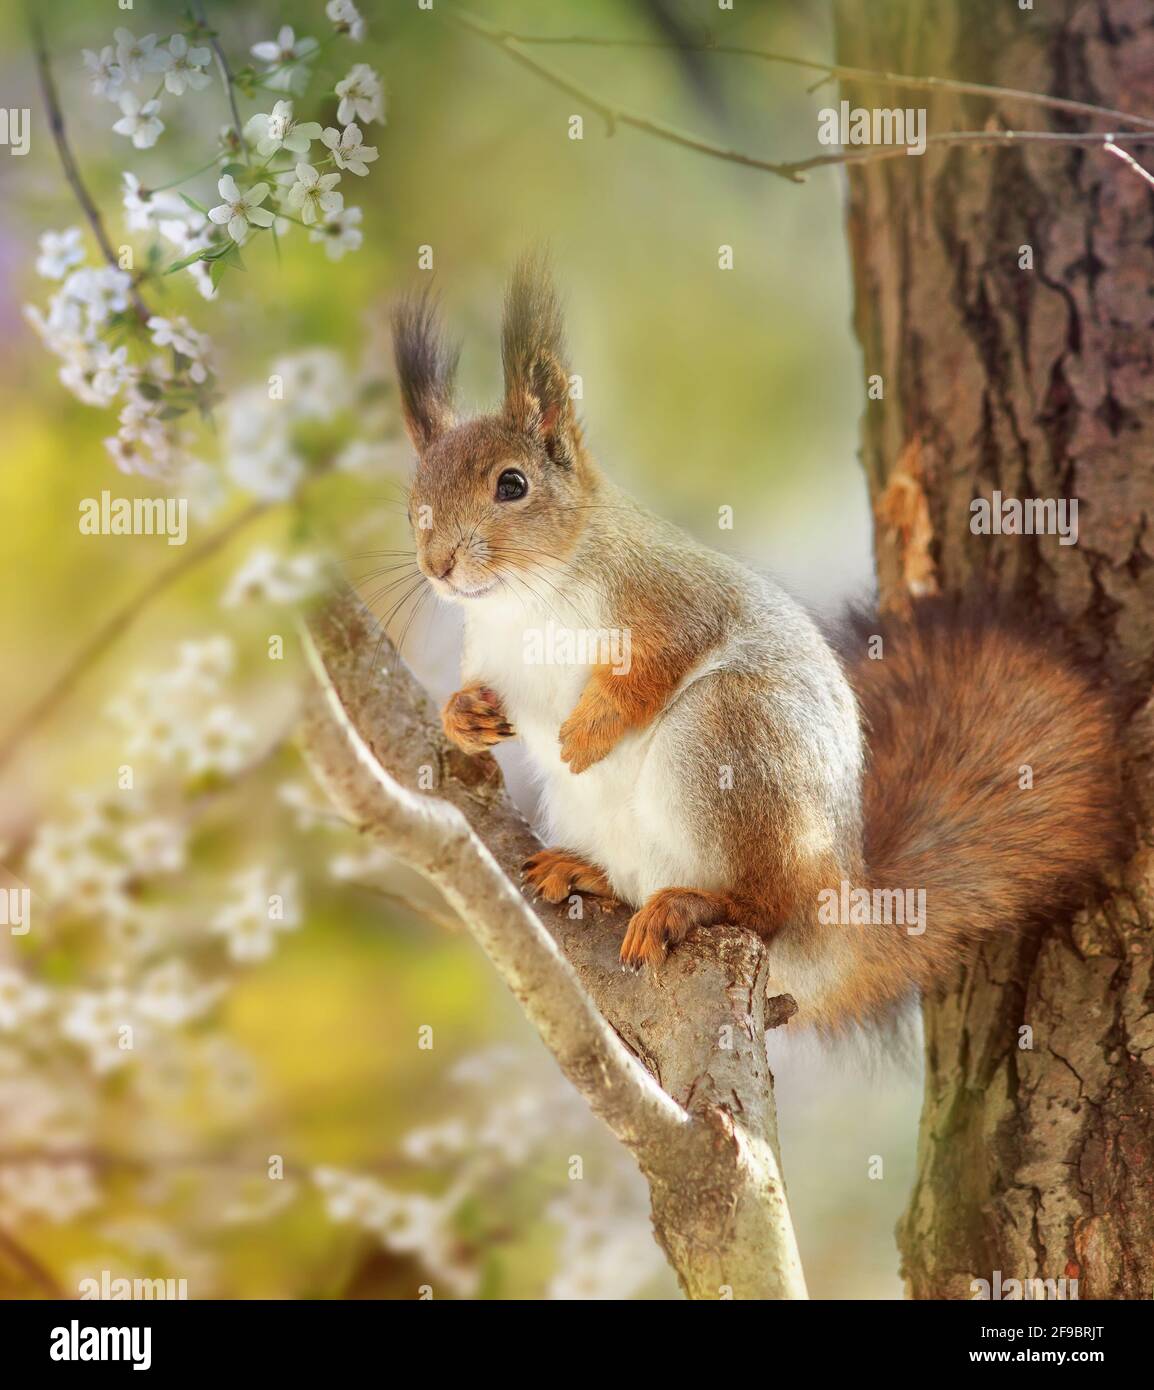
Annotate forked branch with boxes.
[299,586,807,1300]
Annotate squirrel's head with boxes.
[392,257,594,602]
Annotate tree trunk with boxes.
[834,0,1154,1299]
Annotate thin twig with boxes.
[451,9,805,183]
[778,127,1154,178]
[453,9,1154,182]
[0,501,270,774]
[1103,139,1154,188]
[29,10,150,320]
[496,30,1154,133]
[191,0,249,163]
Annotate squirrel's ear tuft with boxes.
[501,253,576,462]
[391,289,459,452]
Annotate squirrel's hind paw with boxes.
[522,848,619,910]
[620,888,755,969]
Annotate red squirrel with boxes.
[391,257,1125,1031]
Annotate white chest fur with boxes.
[459,585,700,905]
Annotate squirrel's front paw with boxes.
[441,684,515,755]
[558,709,623,774]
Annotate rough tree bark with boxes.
[834,0,1154,1298]
[299,591,807,1299]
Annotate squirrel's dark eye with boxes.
[495,469,528,502]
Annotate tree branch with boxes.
[450,9,805,183]
[299,586,808,1299]
[0,500,270,775]
[493,30,1154,132]
[191,0,249,164]
[452,9,1154,182]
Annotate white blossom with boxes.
[0,969,50,1032]
[36,228,86,279]
[58,266,133,332]
[121,172,192,234]
[150,33,213,95]
[251,26,319,94]
[60,344,133,408]
[82,45,125,99]
[327,0,366,42]
[174,457,226,520]
[136,961,223,1027]
[0,1162,100,1224]
[114,27,160,83]
[178,705,255,778]
[226,443,305,502]
[321,124,377,176]
[121,817,187,876]
[208,174,275,245]
[271,348,353,418]
[334,63,384,125]
[112,91,165,149]
[285,163,342,225]
[211,867,301,963]
[148,315,212,383]
[310,205,363,260]
[175,636,234,688]
[244,100,321,157]
[60,987,137,1075]
[223,548,324,606]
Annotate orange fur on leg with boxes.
[559,626,697,773]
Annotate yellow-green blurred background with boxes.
[0,0,919,1299]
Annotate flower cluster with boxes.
[30,6,386,488]
[24,227,218,477]
[105,636,256,780]
[84,27,214,150]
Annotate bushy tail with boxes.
[843,598,1126,996]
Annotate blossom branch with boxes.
[299,585,808,1299]
[30,11,150,321]
[190,0,248,163]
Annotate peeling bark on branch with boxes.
[298,588,807,1300]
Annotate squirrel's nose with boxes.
[434,544,459,581]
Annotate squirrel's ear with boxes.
[501,254,576,461]
[391,290,459,452]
